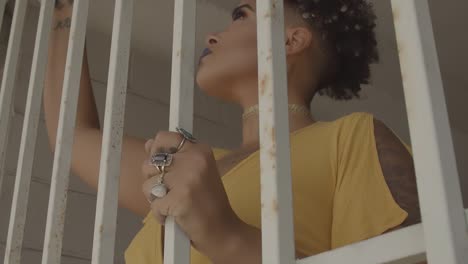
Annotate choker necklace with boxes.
[242,104,311,120]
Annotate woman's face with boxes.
[196,0,259,103]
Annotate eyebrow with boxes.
[231,4,255,17]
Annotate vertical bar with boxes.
[256,1,295,264]
[41,1,90,263]
[0,0,7,34]
[391,0,468,263]
[0,0,27,201]
[164,0,196,263]
[91,0,133,263]
[0,0,9,199]
[466,208,468,226]
[3,0,55,263]
[0,0,22,205]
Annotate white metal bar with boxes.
[256,1,295,264]
[390,0,468,263]
[0,0,7,35]
[0,0,8,197]
[466,207,468,224]
[91,0,133,263]
[41,1,90,263]
[0,0,27,201]
[298,224,426,264]
[164,0,196,263]
[299,208,468,264]
[3,0,55,263]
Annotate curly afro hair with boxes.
[285,0,379,101]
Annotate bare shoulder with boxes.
[372,118,421,228]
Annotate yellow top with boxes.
[124,112,408,263]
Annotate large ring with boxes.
[176,127,197,143]
[175,127,197,151]
[150,153,173,173]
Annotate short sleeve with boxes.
[212,147,230,160]
[331,112,408,249]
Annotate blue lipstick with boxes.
[201,48,212,58]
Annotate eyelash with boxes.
[232,9,246,21]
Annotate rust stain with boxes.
[270,127,275,140]
[268,142,276,158]
[392,6,399,21]
[260,74,269,96]
[272,199,278,213]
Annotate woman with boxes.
[46,0,420,263]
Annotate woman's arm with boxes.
[43,0,151,217]
[204,221,306,264]
[374,118,427,264]
[373,118,421,228]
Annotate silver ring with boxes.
[176,127,197,143]
[176,137,187,152]
[155,164,165,174]
[150,153,173,170]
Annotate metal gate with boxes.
[0,0,467,263]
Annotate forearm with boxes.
[44,0,100,150]
[207,221,262,264]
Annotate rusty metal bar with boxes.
[41,1,90,263]
[164,0,197,263]
[0,0,7,35]
[3,0,54,263]
[0,0,27,205]
[256,1,296,263]
[391,0,468,263]
[91,0,134,263]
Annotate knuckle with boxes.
[179,186,194,200]
[193,151,209,168]
[154,131,169,142]
[141,159,149,174]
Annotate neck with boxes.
[240,104,316,148]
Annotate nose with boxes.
[205,33,219,48]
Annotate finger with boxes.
[150,191,176,225]
[142,154,180,182]
[150,205,167,225]
[151,131,188,155]
[145,139,154,154]
[141,158,162,181]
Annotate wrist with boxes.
[209,219,260,264]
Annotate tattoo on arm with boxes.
[373,118,421,228]
[53,17,72,31]
[55,0,74,10]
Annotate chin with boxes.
[196,68,213,93]
[196,72,235,103]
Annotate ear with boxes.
[285,26,313,56]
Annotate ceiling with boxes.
[24,0,467,134]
